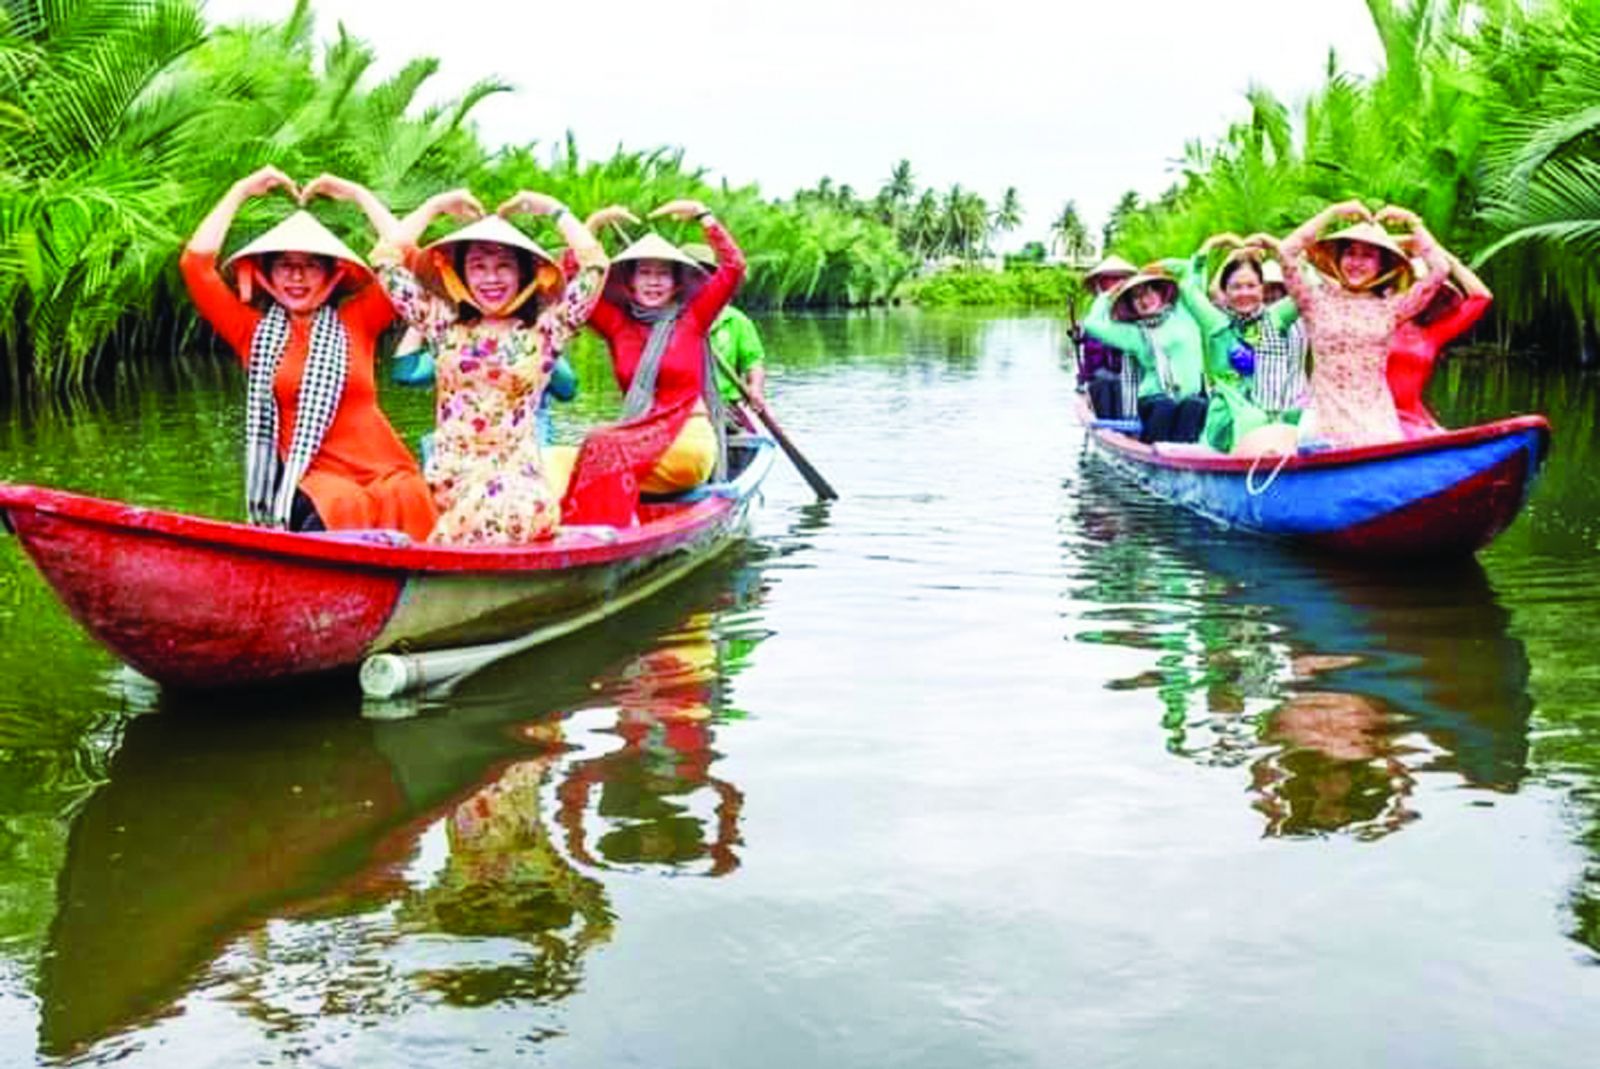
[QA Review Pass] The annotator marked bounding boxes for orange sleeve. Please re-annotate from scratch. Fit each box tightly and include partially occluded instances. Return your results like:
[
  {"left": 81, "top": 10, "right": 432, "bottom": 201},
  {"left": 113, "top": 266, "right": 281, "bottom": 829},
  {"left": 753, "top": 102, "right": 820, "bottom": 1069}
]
[{"left": 180, "top": 248, "right": 260, "bottom": 363}]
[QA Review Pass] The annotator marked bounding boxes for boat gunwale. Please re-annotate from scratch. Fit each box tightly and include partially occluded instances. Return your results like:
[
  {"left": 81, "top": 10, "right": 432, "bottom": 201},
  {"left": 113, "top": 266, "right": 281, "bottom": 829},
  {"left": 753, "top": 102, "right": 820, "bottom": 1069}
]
[
  {"left": 0, "top": 440, "right": 776, "bottom": 576},
  {"left": 1081, "top": 404, "right": 1550, "bottom": 475}
]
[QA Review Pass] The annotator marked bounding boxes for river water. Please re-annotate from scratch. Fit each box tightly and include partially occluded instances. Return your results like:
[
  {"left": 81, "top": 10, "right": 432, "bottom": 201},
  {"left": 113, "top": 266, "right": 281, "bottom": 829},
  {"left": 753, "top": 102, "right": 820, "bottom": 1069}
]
[{"left": 1, "top": 311, "right": 1598, "bottom": 1067}]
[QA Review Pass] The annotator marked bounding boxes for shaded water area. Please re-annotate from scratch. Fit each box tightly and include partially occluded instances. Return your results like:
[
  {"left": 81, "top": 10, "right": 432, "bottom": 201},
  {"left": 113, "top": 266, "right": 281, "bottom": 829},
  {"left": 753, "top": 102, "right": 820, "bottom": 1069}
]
[{"left": 2, "top": 310, "right": 1599, "bottom": 1066}]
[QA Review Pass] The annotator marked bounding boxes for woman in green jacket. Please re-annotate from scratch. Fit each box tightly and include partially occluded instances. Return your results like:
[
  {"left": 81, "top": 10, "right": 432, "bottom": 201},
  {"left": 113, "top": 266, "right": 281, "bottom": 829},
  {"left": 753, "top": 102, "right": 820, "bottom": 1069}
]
[
  {"left": 1167, "top": 242, "right": 1306, "bottom": 453},
  {"left": 1082, "top": 264, "right": 1209, "bottom": 444}
]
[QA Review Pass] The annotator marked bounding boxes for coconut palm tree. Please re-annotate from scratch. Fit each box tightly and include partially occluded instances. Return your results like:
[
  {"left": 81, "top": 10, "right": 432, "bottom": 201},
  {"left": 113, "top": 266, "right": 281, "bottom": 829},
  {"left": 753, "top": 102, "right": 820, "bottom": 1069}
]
[
  {"left": 992, "top": 187, "right": 1023, "bottom": 244},
  {"left": 1051, "top": 201, "right": 1093, "bottom": 262}
]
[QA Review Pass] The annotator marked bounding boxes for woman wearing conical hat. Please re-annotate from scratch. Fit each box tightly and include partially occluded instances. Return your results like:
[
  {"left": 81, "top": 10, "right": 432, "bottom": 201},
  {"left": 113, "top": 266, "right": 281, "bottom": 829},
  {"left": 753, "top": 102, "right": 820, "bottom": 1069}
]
[
  {"left": 1162, "top": 236, "right": 1308, "bottom": 452},
  {"left": 1076, "top": 255, "right": 1139, "bottom": 420},
  {"left": 179, "top": 166, "right": 436, "bottom": 541},
  {"left": 1267, "top": 200, "right": 1450, "bottom": 447},
  {"left": 349, "top": 179, "right": 607, "bottom": 545},
  {"left": 1081, "top": 262, "right": 1211, "bottom": 444},
  {"left": 551, "top": 200, "right": 745, "bottom": 527}
]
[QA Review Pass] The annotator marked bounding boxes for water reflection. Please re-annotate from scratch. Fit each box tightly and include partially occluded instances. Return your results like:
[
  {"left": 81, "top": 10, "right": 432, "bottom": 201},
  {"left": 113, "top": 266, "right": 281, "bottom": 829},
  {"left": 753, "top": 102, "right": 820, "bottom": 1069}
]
[
  {"left": 33, "top": 555, "right": 770, "bottom": 1059},
  {"left": 557, "top": 611, "right": 748, "bottom": 877},
  {"left": 1068, "top": 459, "right": 1533, "bottom": 840}
]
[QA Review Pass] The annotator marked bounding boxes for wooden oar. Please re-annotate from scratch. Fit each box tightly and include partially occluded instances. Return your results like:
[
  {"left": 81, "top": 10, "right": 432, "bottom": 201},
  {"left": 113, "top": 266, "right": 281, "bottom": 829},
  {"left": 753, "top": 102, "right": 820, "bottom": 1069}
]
[{"left": 714, "top": 352, "right": 838, "bottom": 501}]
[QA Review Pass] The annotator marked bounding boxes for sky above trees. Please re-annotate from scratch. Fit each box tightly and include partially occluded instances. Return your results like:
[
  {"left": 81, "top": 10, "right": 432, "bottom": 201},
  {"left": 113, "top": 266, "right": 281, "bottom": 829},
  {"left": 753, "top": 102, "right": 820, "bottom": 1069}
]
[{"left": 205, "top": 0, "right": 1384, "bottom": 245}]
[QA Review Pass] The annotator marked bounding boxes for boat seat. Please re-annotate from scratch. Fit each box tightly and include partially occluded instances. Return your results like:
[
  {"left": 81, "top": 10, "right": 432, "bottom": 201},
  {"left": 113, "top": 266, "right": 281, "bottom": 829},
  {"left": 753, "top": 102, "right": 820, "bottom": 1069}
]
[
  {"left": 1092, "top": 418, "right": 1143, "bottom": 436},
  {"left": 1151, "top": 442, "right": 1223, "bottom": 459}
]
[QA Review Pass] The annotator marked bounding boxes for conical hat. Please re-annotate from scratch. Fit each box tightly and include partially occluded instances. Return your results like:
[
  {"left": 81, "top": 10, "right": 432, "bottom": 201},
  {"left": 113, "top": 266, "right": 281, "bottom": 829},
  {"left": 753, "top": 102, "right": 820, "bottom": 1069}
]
[
  {"left": 1307, "top": 221, "right": 1412, "bottom": 290},
  {"left": 1109, "top": 266, "right": 1179, "bottom": 322},
  {"left": 680, "top": 241, "right": 718, "bottom": 268},
  {"left": 225, "top": 210, "right": 371, "bottom": 282},
  {"left": 1084, "top": 255, "right": 1136, "bottom": 282},
  {"left": 612, "top": 232, "right": 705, "bottom": 271},
  {"left": 1210, "top": 246, "right": 1265, "bottom": 289},
  {"left": 423, "top": 215, "right": 555, "bottom": 266}
]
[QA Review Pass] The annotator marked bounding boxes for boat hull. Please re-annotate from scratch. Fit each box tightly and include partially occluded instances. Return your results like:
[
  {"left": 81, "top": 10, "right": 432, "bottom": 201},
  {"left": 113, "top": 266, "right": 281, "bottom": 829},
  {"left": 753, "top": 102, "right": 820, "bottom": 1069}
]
[
  {"left": 0, "top": 441, "right": 773, "bottom": 689},
  {"left": 1081, "top": 405, "right": 1550, "bottom": 558}
]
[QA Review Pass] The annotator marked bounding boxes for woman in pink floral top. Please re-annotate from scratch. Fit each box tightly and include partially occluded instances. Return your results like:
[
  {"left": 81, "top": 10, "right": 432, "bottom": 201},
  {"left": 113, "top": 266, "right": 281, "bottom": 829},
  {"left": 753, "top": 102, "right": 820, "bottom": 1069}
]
[
  {"left": 359, "top": 185, "right": 607, "bottom": 545},
  {"left": 1270, "top": 201, "right": 1450, "bottom": 447}
]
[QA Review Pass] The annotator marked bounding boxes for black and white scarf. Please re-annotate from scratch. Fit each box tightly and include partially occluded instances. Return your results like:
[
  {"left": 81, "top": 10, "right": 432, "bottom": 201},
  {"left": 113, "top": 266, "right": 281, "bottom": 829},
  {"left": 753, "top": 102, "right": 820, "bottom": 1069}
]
[
  {"left": 623, "top": 302, "right": 726, "bottom": 480},
  {"left": 1234, "top": 307, "right": 1303, "bottom": 414},
  {"left": 244, "top": 304, "right": 348, "bottom": 527}
]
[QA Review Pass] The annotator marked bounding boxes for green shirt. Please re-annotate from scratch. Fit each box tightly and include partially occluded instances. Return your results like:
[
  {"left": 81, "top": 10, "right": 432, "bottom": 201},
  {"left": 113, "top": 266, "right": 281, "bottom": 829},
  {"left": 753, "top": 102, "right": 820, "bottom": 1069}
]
[
  {"left": 709, "top": 306, "right": 766, "bottom": 402},
  {"left": 1082, "top": 290, "right": 1207, "bottom": 400}
]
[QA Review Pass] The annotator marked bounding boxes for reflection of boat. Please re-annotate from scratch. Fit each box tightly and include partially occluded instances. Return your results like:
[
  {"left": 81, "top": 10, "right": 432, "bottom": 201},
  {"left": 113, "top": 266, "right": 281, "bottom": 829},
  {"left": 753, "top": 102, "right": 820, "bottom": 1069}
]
[
  {"left": 35, "top": 557, "right": 768, "bottom": 1058},
  {"left": 1076, "top": 396, "right": 1550, "bottom": 557},
  {"left": 0, "top": 440, "right": 773, "bottom": 690},
  {"left": 1069, "top": 465, "right": 1533, "bottom": 838}
]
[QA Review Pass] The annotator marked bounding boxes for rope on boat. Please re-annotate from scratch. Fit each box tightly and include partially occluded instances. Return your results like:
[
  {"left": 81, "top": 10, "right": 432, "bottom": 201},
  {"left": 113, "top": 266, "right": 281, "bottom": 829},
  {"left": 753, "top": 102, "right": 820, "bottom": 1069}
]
[{"left": 1245, "top": 449, "right": 1294, "bottom": 496}]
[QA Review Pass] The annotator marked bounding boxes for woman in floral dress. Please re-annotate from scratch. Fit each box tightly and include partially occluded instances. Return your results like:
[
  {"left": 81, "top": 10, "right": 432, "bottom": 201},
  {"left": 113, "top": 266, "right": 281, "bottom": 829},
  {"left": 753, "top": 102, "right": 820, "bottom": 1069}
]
[
  {"left": 334, "top": 182, "right": 607, "bottom": 545},
  {"left": 1271, "top": 201, "right": 1450, "bottom": 448}
]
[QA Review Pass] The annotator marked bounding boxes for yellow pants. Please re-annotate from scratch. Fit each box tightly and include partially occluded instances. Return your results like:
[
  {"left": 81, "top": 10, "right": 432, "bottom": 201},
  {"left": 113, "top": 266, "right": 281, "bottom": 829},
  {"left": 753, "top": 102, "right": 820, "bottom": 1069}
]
[
  {"left": 641, "top": 413, "right": 716, "bottom": 494},
  {"left": 543, "top": 413, "right": 716, "bottom": 501}
]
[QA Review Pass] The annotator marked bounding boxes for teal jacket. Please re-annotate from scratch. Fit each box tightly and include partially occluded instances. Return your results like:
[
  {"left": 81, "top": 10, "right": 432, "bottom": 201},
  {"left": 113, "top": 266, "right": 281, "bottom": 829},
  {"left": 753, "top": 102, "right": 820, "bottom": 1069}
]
[
  {"left": 1169, "top": 254, "right": 1301, "bottom": 450},
  {"left": 1081, "top": 290, "right": 1207, "bottom": 401}
]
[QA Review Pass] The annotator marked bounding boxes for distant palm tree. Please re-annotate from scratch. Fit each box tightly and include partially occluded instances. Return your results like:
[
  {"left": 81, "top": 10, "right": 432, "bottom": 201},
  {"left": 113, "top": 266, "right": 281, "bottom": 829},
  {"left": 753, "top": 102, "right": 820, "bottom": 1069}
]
[
  {"left": 992, "top": 187, "right": 1023, "bottom": 241},
  {"left": 884, "top": 159, "right": 916, "bottom": 206},
  {"left": 1051, "top": 201, "right": 1093, "bottom": 262},
  {"left": 1102, "top": 190, "right": 1141, "bottom": 252}
]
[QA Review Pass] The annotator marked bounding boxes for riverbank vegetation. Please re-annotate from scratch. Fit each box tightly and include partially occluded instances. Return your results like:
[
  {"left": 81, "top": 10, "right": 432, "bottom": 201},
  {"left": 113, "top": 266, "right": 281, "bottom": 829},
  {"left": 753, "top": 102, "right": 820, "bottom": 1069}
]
[
  {"left": 0, "top": 0, "right": 919, "bottom": 399},
  {"left": 1107, "top": 0, "right": 1600, "bottom": 363}
]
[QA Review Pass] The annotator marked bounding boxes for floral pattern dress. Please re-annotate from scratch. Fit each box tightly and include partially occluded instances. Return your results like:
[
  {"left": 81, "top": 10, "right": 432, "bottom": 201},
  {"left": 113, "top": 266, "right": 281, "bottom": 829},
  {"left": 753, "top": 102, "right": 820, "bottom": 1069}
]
[{"left": 374, "top": 246, "right": 605, "bottom": 545}]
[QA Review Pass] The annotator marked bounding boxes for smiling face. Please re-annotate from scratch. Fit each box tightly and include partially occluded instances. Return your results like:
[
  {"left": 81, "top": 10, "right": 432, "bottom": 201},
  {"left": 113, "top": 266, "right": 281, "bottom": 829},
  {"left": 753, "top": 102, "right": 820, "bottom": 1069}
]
[
  {"left": 1337, "top": 241, "right": 1386, "bottom": 289},
  {"left": 1130, "top": 282, "right": 1169, "bottom": 318},
  {"left": 629, "top": 259, "right": 680, "bottom": 309},
  {"left": 267, "top": 252, "right": 333, "bottom": 314},
  {"left": 1222, "top": 260, "right": 1265, "bottom": 316},
  {"left": 462, "top": 241, "right": 525, "bottom": 313}
]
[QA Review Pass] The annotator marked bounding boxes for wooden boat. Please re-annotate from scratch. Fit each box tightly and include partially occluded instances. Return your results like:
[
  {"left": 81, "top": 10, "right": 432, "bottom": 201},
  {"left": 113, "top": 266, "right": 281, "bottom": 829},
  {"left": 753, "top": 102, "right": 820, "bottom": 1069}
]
[
  {"left": 0, "top": 437, "right": 775, "bottom": 691},
  {"left": 1076, "top": 398, "right": 1550, "bottom": 557}
]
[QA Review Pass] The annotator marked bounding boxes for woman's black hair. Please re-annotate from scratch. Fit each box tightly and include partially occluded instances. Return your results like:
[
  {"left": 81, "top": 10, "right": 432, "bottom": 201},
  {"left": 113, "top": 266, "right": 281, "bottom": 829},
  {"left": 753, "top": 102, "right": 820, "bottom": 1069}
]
[
  {"left": 454, "top": 242, "right": 542, "bottom": 325},
  {"left": 254, "top": 252, "right": 338, "bottom": 308},
  {"left": 1220, "top": 257, "right": 1264, "bottom": 290}
]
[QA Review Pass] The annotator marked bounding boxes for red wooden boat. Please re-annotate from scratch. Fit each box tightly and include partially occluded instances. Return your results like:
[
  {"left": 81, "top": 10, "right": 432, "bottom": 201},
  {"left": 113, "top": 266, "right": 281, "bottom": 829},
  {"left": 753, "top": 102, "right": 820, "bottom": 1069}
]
[
  {"left": 1076, "top": 397, "right": 1550, "bottom": 558},
  {"left": 0, "top": 439, "right": 774, "bottom": 691}
]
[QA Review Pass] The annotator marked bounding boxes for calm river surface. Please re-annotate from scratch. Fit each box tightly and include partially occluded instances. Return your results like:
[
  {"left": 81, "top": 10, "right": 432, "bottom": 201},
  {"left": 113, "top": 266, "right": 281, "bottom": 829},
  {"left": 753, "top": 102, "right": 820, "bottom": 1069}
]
[{"left": 2, "top": 310, "right": 1598, "bottom": 1067}]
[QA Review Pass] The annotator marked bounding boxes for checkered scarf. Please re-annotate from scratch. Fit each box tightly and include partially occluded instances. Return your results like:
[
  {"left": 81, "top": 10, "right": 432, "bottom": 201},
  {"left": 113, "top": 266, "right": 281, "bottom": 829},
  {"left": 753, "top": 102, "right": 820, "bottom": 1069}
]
[
  {"left": 244, "top": 304, "right": 348, "bottom": 527},
  {"left": 1234, "top": 309, "right": 1302, "bottom": 414}
]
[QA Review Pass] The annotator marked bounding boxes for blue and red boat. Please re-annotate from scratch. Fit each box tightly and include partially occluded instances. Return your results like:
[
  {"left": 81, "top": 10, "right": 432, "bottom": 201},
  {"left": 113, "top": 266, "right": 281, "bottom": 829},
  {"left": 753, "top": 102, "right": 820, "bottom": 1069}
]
[{"left": 1077, "top": 398, "right": 1550, "bottom": 558}]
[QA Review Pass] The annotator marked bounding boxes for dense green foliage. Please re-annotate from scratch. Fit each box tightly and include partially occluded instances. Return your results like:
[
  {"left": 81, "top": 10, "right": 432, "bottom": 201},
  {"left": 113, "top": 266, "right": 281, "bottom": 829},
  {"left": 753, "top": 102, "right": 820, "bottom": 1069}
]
[
  {"left": 904, "top": 265, "right": 1082, "bottom": 309},
  {"left": 792, "top": 165, "right": 1023, "bottom": 264},
  {"left": 0, "top": 0, "right": 914, "bottom": 398},
  {"left": 1108, "top": 0, "right": 1600, "bottom": 359}
]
